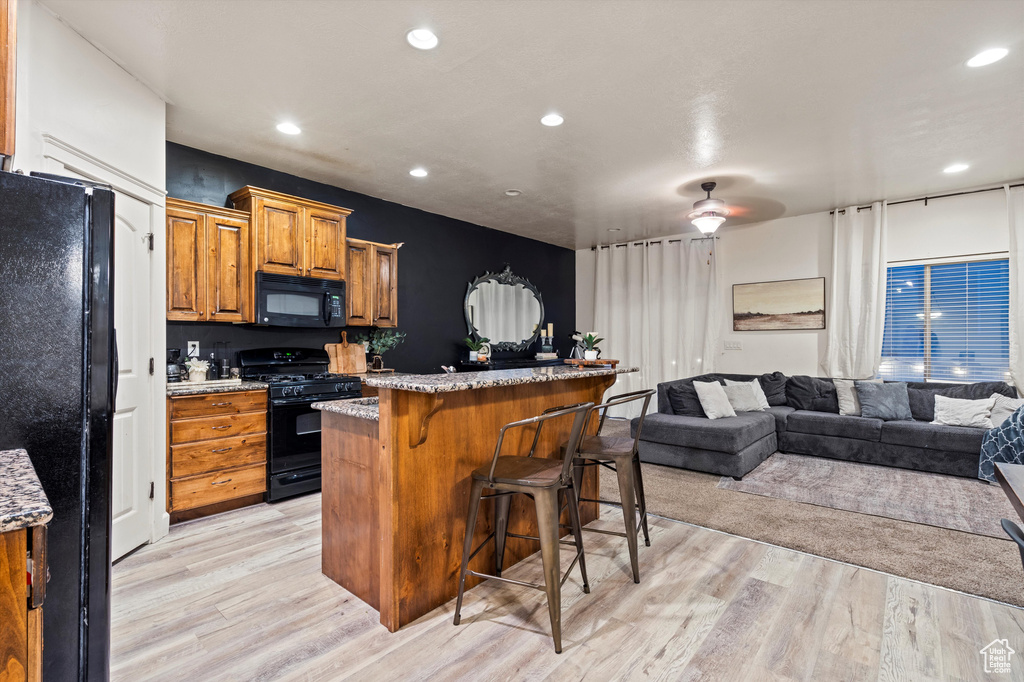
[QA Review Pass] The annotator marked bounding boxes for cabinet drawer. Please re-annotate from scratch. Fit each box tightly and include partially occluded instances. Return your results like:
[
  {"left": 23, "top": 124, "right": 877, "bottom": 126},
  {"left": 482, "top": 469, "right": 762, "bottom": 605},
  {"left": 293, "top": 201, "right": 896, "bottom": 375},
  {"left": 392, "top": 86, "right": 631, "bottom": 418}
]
[
  {"left": 170, "top": 391, "right": 266, "bottom": 419},
  {"left": 171, "top": 433, "right": 266, "bottom": 478},
  {"left": 170, "top": 464, "right": 266, "bottom": 512},
  {"left": 171, "top": 412, "right": 266, "bottom": 444}
]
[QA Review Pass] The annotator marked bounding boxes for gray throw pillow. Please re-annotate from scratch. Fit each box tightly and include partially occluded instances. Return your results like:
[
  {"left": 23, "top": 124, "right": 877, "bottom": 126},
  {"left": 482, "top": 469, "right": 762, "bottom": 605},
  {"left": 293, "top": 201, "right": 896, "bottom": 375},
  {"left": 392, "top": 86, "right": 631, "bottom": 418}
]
[
  {"left": 722, "top": 383, "right": 764, "bottom": 412},
  {"left": 834, "top": 378, "right": 882, "bottom": 416},
  {"left": 855, "top": 381, "right": 912, "bottom": 421}
]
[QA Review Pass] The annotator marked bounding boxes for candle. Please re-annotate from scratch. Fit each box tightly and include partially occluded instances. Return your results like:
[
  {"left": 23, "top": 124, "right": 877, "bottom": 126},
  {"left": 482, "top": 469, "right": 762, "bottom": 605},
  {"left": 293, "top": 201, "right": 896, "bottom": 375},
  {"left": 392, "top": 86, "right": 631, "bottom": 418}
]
[{"left": 547, "top": 323, "right": 553, "bottom": 337}]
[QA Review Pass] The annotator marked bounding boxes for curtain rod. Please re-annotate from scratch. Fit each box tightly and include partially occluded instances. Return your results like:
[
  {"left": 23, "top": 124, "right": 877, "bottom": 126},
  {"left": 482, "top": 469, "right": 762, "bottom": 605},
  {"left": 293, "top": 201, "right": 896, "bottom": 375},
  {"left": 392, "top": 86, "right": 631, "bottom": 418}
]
[
  {"left": 590, "top": 235, "right": 718, "bottom": 251},
  {"left": 830, "top": 182, "right": 1024, "bottom": 215}
]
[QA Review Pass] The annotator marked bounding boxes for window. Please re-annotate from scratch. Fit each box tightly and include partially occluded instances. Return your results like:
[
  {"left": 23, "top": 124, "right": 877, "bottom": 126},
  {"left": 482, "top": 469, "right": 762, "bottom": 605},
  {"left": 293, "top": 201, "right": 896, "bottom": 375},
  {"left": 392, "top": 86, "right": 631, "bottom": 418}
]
[{"left": 880, "top": 259, "right": 1009, "bottom": 383}]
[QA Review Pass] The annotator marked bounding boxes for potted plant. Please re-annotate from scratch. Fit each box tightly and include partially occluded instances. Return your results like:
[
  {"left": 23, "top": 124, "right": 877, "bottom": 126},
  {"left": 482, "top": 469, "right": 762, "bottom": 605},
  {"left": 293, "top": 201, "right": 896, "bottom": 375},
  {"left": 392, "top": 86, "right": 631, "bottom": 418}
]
[
  {"left": 464, "top": 336, "right": 490, "bottom": 363},
  {"left": 185, "top": 357, "right": 210, "bottom": 383},
  {"left": 581, "top": 333, "right": 603, "bottom": 361},
  {"left": 356, "top": 329, "right": 407, "bottom": 371}
]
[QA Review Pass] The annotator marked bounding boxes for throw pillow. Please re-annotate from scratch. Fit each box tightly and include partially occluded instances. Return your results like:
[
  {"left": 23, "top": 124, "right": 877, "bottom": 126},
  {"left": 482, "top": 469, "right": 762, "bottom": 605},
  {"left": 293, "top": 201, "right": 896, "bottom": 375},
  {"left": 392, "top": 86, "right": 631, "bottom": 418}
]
[
  {"left": 722, "top": 383, "right": 764, "bottom": 412},
  {"left": 725, "top": 378, "right": 770, "bottom": 410},
  {"left": 855, "top": 381, "right": 913, "bottom": 421},
  {"left": 758, "top": 372, "right": 789, "bottom": 406},
  {"left": 932, "top": 394, "right": 995, "bottom": 429},
  {"left": 693, "top": 380, "right": 736, "bottom": 420},
  {"left": 785, "top": 376, "right": 840, "bottom": 413},
  {"left": 991, "top": 393, "right": 1024, "bottom": 428},
  {"left": 666, "top": 382, "right": 707, "bottom": 417},
  {"left": 834, "top": 378, "right": 882, "bottom": 416}
]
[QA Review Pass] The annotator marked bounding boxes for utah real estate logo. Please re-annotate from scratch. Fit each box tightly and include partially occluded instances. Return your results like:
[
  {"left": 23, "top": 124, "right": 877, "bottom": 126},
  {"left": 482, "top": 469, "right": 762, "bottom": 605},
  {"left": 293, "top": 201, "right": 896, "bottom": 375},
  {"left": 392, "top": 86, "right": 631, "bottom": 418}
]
[{"left": 981, "top": 639, "right": 1015, "bottom": 674}]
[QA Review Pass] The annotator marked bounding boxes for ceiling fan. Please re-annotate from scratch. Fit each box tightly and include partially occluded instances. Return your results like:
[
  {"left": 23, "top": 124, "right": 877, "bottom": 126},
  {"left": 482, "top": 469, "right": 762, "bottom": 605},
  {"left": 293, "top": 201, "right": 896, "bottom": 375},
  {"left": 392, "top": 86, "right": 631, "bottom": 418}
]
[{"left": 687, "top": 181, "right": 730, "bottom": 235}]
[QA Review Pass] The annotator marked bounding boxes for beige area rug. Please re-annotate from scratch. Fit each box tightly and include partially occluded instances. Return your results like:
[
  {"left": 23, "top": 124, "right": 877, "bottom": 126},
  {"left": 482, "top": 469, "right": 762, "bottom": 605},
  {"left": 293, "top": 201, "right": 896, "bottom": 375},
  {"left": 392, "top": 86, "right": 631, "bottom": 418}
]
[
  {"left": 599, "top": 420, "right": 1024, "bottom": 607},
  {"left": 717, "top": 453, "right": 1017, "bottom": 539}
]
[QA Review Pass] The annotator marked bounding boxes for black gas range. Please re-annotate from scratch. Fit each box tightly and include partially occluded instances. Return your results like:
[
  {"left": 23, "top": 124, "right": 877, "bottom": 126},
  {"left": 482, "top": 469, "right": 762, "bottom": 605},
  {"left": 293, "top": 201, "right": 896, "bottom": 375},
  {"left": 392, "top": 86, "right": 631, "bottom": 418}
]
[{"left": 239, "top": 348, "right": 361, "bottom": 501}]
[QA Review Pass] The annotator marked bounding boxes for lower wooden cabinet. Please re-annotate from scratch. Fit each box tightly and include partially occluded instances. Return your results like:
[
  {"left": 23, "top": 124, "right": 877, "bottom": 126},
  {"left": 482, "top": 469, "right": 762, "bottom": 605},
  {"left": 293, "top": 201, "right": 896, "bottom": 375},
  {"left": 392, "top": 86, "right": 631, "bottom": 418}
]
[
  {"left": 1, "top": 527, "right": 44, "bottom": 682},
  {"left": 345, "top": 238, "right": 401, "bottom": 327},
  {"left": 167, "top": 390, "right": 268, "bottom": 520}
]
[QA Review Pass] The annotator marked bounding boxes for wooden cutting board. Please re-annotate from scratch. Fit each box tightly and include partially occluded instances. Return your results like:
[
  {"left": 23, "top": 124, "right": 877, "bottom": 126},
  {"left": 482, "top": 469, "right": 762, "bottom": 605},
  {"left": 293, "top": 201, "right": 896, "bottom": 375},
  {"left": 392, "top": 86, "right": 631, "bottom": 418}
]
[{"left": 325, "top": 332, "right": 366, "bottom": 375}]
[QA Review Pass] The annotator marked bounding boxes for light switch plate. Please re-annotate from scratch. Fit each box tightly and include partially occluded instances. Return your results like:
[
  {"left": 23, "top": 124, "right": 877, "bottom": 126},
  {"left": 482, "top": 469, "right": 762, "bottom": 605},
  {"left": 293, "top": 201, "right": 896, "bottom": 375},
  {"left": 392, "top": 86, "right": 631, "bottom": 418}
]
[
  {"left": 724, "top": 341, "right": 742, "bottom": 351},
  {"left": 187, "top": 341, "right": 199, "bottom": 358}
]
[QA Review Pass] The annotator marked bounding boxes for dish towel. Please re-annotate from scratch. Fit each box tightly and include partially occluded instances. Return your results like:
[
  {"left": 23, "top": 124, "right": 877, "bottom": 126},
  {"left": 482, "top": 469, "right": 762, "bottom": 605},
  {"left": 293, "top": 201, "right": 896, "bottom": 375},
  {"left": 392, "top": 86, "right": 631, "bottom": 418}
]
[{"left": 979, "top": 405, "right": 1024, "bottom": 482}]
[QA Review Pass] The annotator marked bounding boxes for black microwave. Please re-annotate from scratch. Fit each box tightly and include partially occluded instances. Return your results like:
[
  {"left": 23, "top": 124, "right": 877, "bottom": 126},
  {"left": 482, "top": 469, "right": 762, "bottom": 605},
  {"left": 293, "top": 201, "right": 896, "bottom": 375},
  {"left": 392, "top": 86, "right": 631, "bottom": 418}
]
[{"left": 255, "top": 272, "right": 345, "bottom": 328}]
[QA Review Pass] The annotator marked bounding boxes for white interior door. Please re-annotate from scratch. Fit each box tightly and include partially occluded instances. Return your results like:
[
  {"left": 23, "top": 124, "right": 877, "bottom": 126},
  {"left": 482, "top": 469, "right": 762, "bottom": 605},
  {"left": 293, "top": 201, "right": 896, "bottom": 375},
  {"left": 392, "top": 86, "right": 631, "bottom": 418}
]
[{"left": 110, "top": 192, "right": 156, "bottom": 559}]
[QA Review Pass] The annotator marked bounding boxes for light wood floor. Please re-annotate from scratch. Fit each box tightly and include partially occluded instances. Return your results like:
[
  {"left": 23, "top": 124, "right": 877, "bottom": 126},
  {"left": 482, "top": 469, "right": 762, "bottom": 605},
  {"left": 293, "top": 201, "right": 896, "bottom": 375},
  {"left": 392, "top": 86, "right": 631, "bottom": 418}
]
[{"left": 112, "top": 494, "right": 1024, "bottom": 681}]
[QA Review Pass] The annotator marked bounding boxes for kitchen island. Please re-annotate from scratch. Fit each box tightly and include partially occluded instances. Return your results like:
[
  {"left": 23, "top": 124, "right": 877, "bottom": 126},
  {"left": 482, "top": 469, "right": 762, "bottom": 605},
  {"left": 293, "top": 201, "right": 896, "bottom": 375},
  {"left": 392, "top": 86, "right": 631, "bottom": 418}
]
[{"left": 314, "top": 365, "right": 637, "bottom": 631}]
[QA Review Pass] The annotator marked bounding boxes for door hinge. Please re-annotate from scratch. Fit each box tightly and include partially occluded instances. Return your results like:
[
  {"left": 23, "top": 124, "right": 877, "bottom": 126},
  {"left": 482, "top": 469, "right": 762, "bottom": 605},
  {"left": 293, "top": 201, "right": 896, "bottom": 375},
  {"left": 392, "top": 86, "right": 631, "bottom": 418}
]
[
  {"left": 149, "top": 357, "right": 155, "bottom": 375},
  {"left": 149, "top": 482, "right": 155, "bottom": 500},
  {"left": 146, "top": 233, "right": 154, "bottom": 251}
]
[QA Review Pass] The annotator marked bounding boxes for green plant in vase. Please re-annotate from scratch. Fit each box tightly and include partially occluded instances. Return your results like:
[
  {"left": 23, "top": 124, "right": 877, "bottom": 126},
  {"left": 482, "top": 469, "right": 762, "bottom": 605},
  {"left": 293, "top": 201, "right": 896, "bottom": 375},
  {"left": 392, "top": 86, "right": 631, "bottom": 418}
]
[
  {"left": 356, "top": 329, "right": 407, "bottom": 371},
  {"left": 581, "top": 333, "right": 603, "bottom": 361},
  {"left": 464, "top": 336, "right": 490, "bottom": 363}
]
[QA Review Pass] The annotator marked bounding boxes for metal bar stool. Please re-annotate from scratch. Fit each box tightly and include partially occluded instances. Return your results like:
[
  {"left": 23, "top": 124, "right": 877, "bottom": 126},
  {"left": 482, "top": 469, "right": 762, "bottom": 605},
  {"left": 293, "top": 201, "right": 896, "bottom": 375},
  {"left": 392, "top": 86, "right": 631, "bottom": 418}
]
[
  {"left": 453, "top": 401, "right": 594, "bottom": 654},
  {"left": 567, "top": 389, "right": 655, "bottom": 583}
]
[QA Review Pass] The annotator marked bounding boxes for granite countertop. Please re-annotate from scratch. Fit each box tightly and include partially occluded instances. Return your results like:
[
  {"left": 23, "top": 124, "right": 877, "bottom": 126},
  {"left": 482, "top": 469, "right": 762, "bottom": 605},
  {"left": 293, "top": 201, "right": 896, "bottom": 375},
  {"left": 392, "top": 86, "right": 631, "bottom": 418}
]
[
  {"left": 0, "top": 449, "right": 53, "bottom": 532},
  {"left": 364, "top": 365, "right": 639, "bottom": 394},
  {"left": 167, "top": 381, "right": 269, "bottom": 397},
  {"left": 312, "top": 396, "right": 380, "bottom": 421}
]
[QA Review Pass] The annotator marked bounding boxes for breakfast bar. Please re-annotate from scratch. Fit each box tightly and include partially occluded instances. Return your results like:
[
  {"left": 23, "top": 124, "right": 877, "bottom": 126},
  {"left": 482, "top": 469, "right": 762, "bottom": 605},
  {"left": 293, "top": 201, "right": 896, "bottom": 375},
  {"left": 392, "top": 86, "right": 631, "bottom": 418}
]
[{"left": 314, "top": 365, "right": 636, "bottom": 631}]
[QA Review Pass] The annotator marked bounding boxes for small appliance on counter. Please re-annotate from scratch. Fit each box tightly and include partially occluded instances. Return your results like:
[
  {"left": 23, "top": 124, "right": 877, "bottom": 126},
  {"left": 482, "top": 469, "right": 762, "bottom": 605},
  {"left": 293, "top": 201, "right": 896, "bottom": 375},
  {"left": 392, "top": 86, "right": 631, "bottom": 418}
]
[
  {"left": 255, "top": 272, "right": 345, "bottom": 328},
  {"left": 167, "top": 349, "right": 183, "bottom": 383},
  {"left": 239, "top": 348, "right": 361, "bottom": 501}
]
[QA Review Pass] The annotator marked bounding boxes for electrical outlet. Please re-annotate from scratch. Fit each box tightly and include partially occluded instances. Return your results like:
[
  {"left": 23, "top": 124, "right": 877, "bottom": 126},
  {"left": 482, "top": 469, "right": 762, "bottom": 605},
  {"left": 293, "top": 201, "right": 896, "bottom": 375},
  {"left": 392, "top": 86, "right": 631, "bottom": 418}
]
[
  {"left": 724, "top": 341, "right": 742, "bottom": 351},
  {"left": 187, "top": 341, "right": 199, "bottom": 358}
]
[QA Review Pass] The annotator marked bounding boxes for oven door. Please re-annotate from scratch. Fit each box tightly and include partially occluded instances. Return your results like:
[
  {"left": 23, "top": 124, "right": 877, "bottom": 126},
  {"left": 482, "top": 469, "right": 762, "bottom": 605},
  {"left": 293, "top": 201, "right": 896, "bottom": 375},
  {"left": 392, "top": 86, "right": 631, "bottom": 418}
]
[
  {"left": 269, "top": 397, "right": 323, "bottom": 474},
  {"left": 256, "top": 272, "right": 345, "bottom": 328}
]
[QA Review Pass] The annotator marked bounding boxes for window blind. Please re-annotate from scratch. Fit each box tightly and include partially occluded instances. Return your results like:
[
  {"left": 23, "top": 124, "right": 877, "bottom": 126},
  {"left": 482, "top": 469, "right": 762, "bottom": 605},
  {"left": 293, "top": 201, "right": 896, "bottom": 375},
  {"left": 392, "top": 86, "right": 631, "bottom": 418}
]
[{"left": 879, "top": 259, "right": 1009, "bottom": 383}]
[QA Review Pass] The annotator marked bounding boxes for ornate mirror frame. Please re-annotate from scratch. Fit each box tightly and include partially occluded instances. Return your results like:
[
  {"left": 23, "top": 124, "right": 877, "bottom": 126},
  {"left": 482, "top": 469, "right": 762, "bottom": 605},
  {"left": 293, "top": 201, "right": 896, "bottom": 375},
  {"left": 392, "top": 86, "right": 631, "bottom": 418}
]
[{"left": 464, "top": 265, "right": 545, "bottom": 352}]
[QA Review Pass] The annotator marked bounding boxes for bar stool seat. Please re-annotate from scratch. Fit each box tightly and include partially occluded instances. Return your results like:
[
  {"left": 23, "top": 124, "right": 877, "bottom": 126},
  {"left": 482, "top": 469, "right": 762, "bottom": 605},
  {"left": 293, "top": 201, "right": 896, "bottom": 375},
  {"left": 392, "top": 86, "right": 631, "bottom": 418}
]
[
  {"left": 578, "top": 435, "right": 635, "bottom": 458},
  {"left": 454, "top": 402, "right": 594, "bottom": 654},
  {"left": 472, "top": 456, "right": 563, "bottom": 486}
]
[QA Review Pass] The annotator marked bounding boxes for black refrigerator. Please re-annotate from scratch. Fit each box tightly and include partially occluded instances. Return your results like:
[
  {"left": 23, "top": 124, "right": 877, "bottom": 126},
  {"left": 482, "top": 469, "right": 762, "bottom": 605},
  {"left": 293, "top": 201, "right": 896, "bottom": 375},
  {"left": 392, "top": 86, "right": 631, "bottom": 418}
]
[{"left": 0, "top": 170, "right": 115, "bottom": 681}]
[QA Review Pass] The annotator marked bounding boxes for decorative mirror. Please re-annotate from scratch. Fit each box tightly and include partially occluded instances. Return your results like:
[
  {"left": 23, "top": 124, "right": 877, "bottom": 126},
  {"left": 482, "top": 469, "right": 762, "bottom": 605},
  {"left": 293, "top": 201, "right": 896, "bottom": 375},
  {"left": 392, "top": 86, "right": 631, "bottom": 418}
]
[{"left": 464, "top": 265, "right": 545, "bottom": 352}]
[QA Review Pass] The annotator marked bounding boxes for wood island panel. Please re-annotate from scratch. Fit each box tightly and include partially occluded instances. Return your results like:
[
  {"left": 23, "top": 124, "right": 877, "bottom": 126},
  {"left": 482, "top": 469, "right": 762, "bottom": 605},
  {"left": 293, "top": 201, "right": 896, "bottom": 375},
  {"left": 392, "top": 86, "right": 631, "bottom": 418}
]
[
  {"left": 0, "top": 529, "right": 27, "bottom": 681},
  {"left": 321, "top": 373, "right": 614, "bottom": 632}
]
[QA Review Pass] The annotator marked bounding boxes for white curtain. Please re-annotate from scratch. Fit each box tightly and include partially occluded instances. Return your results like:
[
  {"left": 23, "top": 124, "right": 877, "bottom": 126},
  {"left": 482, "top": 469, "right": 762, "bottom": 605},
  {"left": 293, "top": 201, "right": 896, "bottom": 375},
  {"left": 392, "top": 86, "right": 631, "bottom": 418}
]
[
  {"left": 593, "top": 238, "right": 720, "bottom": 417},
  {"left": 823, "top": 201, "right": 888, "bottom": 379},
  {"left": 1007, "top": 185, "right": 1024, "bottom": 388}
]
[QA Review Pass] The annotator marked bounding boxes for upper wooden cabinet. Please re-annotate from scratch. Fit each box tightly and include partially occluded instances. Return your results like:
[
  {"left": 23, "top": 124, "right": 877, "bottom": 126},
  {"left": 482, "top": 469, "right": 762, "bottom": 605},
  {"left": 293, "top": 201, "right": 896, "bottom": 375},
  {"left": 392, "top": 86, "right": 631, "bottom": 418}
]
[
  {"left": 229, "top": 186, "right": 352, "bottom": 283},
  {"left": 166, "top": 198, "right": 250, "bottom": 322},
  {"left": 346, "top": 238, "right": 401, "bottom": 327}
]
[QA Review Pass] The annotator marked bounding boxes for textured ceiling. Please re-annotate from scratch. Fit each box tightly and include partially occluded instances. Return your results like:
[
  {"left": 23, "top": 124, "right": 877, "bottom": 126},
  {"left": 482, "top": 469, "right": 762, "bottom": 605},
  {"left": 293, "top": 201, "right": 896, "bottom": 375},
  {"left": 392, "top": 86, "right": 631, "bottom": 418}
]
[{"left": 42, "top": 0, "right": 1024, "bottom": 249}]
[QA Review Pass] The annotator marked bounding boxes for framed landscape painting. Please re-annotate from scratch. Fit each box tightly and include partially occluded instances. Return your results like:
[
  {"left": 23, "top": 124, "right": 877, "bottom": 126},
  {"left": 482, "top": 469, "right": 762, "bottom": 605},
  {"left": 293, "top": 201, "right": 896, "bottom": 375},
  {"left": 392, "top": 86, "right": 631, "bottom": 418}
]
[{"left": 733, "top": 277, "right": 826, "bottom": 331}]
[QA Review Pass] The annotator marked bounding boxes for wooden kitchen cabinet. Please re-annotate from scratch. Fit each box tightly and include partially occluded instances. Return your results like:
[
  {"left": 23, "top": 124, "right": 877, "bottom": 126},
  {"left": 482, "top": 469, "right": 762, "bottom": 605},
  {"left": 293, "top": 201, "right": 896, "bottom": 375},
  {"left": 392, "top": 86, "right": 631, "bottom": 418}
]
[
  {"left": 345, "top": 237, "right": 402, "bottom": 327},
  {"left": 0, "top": 0, "right": 17, "bottom": 170},
  {"left": 1, "top": 526, "right": 45, "bottom": 682},
  {"left": 229, "top": 186, "right": 352, "bottom": 284},
  {"left": 166, "top": 198, "right": 250, "bottom": 322},
  {"left": 167, "top": 389, "right": 268, "bottom": 522}
]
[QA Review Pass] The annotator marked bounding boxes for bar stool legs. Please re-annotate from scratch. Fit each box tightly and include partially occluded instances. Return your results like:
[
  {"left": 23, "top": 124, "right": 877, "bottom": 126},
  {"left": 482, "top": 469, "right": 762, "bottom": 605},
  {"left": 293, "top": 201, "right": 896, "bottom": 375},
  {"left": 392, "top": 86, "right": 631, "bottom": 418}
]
[
  {"left": 494, "top": 492, "right": 511, "bottom": 577},
  {"left": 614, "top": 461, "right": 641, "bottom": 584},
  {"left": 633, "top": 455, "right": 650, "bottom": 547},
  {"left": 453, "top": 478, "right": 485, "bottom": 627}
]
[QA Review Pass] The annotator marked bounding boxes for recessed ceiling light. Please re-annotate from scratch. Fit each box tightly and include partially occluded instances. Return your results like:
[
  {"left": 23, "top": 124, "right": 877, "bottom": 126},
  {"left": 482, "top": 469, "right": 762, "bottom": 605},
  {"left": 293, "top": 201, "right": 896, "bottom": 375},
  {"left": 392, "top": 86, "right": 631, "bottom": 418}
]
[
  {"left": 276, "top": 122, "right": 301, "bottom": 135},
  {"left": 409, "top": 167, "right": 428, "bottom": 177},
  {"left": 967, "top": 48, "right": 1008, "bottom": 67},
  {"left": 504, "top": 189, "right": 522, "bottom": 197},
  {"left": 943, "top": 163, "right": 969, "bottom": 173},
  {"left": 406, "top": 28, "right": 438, "bottom": 50},
  {"left": 540, "top": 113, "right": 564, "bottom": 127}
]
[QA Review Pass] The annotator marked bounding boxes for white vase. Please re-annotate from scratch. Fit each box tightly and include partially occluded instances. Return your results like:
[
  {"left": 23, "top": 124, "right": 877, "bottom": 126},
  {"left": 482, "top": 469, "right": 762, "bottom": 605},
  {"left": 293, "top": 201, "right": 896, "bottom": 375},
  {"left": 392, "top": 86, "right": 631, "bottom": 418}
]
[
  {"left": 584, "top": 350, "right": 598, "bottom": 361},
  {"left": 188, "top": 369, "right": 207, "bottom": 383}
]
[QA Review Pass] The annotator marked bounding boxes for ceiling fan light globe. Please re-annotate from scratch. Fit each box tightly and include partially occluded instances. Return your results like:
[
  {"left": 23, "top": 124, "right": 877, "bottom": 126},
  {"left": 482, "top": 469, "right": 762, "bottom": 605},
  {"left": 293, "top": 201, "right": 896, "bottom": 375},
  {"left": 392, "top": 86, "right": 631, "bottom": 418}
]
[{"left": 692, "top": 214, "right": 725, "bottom": 234}]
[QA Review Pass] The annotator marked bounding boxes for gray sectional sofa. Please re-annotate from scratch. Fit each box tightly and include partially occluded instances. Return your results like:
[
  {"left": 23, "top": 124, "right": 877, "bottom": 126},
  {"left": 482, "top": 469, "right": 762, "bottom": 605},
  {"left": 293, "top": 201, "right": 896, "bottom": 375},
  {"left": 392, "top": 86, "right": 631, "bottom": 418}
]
[{"left": 630, "top": 372, "right": 1018, "bottom": 479}]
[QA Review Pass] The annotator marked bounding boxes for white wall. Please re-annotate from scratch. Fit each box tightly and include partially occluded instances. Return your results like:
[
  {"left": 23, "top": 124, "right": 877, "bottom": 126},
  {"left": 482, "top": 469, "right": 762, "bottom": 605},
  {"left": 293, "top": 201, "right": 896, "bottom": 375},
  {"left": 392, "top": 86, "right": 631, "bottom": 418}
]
[{"left": 577, "top": 188, "right": 1014, "bottom": 378}]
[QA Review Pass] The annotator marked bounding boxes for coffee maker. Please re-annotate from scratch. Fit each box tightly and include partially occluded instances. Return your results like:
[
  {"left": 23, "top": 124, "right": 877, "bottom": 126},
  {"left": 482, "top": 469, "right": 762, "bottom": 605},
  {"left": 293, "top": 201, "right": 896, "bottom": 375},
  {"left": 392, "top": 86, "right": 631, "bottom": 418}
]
[{"left": 167, "top": 349, "right": 183, "bottom": 383}]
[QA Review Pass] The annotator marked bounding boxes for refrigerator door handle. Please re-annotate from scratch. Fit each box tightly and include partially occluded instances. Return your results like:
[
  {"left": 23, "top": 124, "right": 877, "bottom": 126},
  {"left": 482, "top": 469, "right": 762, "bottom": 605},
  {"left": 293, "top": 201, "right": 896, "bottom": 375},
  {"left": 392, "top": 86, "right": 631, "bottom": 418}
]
[{"left": 112, "top": 328, "right": 119, "bottom": 402}]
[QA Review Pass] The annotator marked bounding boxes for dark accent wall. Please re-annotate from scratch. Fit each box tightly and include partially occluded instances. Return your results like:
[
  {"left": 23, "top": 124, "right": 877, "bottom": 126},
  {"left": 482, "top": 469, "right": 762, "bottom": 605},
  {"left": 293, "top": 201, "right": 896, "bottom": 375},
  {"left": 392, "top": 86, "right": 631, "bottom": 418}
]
[{"left": 166, "top": 143, "right": 576, "bottom": 374}]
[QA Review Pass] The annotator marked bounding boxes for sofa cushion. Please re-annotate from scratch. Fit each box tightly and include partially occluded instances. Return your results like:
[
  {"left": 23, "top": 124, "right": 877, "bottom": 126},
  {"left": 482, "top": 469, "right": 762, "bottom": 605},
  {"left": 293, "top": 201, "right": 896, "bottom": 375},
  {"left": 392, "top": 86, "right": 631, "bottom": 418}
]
[
  {"left": 759, "top": 372, "right": 789, "bottom": 406},
  {"left": 906, "top": 381, "right": 1017, "bottom": 422},
  {"left": 638, "top": 412, "right": 775, "bottom": 454},
  {"left": 856, "top": 381, "right": 913, "bottom": 421},
  {"left": 666, "top": 382, "right": 708, "bottom": 417},
  {"left": 787, "top": 410, "right": 883, "bottom": 441},
  {"left": 880, "top": 420, "right": 987, "bottom": 453},
  {"left": 786, "top": 376, "right": 839, "bottom": 413},
  {"left": 765, "top": 406, "right": 796, "bottom": 431}
]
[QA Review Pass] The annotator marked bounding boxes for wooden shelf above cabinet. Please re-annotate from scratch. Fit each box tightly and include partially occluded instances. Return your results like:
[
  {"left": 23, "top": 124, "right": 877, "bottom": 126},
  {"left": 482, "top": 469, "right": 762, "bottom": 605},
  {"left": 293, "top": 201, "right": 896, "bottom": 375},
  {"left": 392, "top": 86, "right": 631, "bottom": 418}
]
[
  {"left": 166, "top": 198, "right": 251, "bottom": 322},
  {"left": 346, "top": 237, "right": 402, "bottom": 327}
]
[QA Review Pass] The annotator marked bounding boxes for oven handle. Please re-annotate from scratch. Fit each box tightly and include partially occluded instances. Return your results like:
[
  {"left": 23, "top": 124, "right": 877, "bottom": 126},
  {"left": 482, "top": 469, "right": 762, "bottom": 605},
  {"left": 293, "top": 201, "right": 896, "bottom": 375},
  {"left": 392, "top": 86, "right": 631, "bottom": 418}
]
[{"left": 271, "top": 394, "right": 360, "bottom": 407}]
